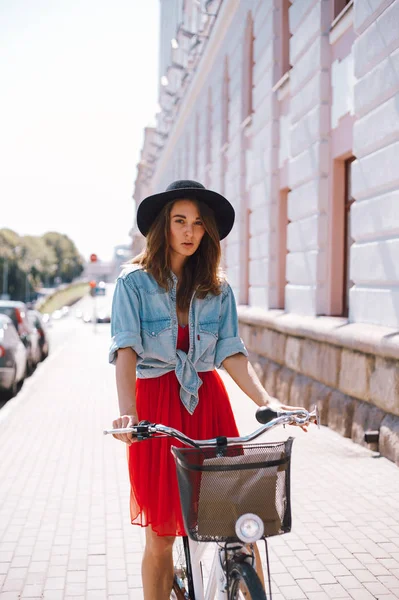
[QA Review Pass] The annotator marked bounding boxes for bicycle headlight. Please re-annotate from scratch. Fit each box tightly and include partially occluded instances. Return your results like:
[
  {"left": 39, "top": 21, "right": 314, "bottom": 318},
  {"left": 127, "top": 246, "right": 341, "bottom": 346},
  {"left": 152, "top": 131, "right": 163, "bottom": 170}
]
[{"left": 235, "top": 513, "right": 264, "bottom": 543}]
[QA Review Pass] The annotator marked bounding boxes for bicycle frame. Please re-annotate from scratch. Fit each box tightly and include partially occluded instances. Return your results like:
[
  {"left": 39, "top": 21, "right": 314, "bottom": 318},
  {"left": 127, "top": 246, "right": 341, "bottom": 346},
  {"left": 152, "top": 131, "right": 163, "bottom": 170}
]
[{"left": 183, "top": 536, "right": 257, "bottom": 599}]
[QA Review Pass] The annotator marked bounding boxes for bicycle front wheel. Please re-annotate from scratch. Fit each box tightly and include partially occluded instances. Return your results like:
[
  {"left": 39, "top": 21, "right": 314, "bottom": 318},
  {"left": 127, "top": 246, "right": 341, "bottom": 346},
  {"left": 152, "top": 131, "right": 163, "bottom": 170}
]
[
  {"left": 171, "top": 536, "right": 193, "bottom": 599},
  {"left": 228, "top": 561, "right": 267, "bottom": 600}
]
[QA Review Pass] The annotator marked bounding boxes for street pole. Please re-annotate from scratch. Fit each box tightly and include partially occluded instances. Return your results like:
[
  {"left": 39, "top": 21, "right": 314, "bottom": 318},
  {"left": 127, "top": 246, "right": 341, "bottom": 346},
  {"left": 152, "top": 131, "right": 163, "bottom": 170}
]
[
  {"left": 92, "top": 290, "right": 97, "bottom": 334},
  {"left": 89, "top": 254, "right": 98, "bottom": 334}
]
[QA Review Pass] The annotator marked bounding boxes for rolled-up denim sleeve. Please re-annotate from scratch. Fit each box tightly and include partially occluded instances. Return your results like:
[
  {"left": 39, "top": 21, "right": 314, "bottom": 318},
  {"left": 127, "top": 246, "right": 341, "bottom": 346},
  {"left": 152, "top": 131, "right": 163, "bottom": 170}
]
[
  {"left": 109, "top": 276, "right": 144, "bottom": 364},
  {"left": 215, "top": 284, "right": 248, "bottom": 368}
]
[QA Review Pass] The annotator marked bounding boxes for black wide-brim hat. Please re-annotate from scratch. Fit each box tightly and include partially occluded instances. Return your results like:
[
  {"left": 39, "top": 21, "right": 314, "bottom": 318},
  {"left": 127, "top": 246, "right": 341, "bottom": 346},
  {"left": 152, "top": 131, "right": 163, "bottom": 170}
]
[{"left": 136, "top": 180, "right": 235, "bottom": 240}]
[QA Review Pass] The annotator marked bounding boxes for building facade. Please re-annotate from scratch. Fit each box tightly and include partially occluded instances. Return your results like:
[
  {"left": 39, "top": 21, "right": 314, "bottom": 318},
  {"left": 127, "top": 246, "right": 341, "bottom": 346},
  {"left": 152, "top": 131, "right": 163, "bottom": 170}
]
[{"left": 132, "top": 0, "right": 399, "bottom": 464}]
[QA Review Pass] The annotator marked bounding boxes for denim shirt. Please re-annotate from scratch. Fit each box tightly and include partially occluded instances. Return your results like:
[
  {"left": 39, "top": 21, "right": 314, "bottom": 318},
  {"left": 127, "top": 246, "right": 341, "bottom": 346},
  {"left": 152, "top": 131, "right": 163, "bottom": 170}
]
[{"left": 109, "top": 264, "right": 248, "bottom": 414}]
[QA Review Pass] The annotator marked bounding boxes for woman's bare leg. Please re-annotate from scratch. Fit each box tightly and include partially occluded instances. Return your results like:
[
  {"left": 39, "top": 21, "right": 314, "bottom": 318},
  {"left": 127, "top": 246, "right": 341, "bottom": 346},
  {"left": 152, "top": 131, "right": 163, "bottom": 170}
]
[{"left": 142, "top": 527, "right": 175, "bottom": 600}]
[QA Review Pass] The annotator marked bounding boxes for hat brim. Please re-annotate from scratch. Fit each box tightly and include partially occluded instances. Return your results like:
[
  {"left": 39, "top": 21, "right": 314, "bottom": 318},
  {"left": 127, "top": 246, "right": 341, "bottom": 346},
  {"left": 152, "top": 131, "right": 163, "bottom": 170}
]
[{"left": 136, "top": 188, "right": 235, "bottom": 240}]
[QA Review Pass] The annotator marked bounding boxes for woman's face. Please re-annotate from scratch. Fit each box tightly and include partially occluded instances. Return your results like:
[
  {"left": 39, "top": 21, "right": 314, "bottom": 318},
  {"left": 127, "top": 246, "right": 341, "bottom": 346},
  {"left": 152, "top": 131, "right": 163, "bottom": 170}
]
[{"left": 169, "top": 199, "right": 206, "bottom": 259}]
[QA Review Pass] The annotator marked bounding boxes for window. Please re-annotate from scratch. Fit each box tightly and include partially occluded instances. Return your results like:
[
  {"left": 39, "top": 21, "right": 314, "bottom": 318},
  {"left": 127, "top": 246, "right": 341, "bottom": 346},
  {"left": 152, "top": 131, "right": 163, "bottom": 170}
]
[
  {"left": 333, "top": 0, "right": 352, "bottom": 20},
  {"left": 242, "top": 13, "right": 254, "bottom": 123},
  {"left": 281, "top": 0, "right": 291, "bottom": 78},
  {"left": 342, "top": 157, "right": 355, "bottom": 317}
]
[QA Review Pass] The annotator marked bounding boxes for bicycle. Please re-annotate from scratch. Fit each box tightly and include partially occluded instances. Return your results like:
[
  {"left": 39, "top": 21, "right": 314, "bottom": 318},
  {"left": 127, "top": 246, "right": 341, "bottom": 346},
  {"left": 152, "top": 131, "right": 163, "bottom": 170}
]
[{"left": 104, "top": 405, "right": 318, "bottom": 599}]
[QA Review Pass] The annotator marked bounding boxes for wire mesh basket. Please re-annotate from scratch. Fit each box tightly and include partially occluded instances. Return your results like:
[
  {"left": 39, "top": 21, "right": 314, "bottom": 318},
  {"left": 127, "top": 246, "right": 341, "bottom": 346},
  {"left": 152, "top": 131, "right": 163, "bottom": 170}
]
[{"left": 171, "top": 438, "right": 294, "bottom": 542}]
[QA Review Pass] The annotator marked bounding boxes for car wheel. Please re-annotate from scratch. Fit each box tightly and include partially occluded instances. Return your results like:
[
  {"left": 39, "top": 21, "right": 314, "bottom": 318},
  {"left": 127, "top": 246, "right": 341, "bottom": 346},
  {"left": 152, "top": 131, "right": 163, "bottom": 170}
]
[
  {"left": 0, "top": 368, "right": 18, "bottom": 401},
  {"left": 26, "top": 357, "right": 36, "bottom": 376}
]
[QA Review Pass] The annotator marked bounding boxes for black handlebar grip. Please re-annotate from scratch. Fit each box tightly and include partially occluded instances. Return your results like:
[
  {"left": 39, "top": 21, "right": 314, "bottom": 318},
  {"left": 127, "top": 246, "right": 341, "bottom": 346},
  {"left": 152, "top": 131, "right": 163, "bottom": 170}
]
[{"left": 255, "top": 406, "right": 280, "bottom": 424}]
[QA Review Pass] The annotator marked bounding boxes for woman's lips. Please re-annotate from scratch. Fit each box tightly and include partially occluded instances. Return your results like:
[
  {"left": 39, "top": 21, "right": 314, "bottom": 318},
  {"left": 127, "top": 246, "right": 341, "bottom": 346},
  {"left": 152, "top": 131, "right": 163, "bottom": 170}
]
[{"left": 182, "top": 242, "right": 193, "bottom": 246}]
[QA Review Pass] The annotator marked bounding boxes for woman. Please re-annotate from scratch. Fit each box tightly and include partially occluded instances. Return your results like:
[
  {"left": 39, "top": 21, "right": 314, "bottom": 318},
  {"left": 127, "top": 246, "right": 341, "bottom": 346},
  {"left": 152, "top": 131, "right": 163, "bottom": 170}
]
[{"left": 109, "top": 180, "right": 290, "bottom": 599}]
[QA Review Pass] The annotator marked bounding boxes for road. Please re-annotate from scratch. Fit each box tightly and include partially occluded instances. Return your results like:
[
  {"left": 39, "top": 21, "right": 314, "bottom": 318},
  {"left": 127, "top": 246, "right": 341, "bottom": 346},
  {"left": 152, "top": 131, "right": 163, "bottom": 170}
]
[
  {"left": 0, "top": 284, "right": 115, "bottom": 421},
  {"left": 0, "top": 289, "right": 399, "bottom": 599}
]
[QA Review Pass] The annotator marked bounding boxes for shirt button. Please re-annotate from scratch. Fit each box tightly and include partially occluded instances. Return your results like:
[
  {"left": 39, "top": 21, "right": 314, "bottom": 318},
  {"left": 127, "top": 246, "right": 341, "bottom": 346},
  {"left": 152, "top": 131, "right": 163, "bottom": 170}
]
[{"left": 152, "top": 332, "right": 155, "bottom": 336}]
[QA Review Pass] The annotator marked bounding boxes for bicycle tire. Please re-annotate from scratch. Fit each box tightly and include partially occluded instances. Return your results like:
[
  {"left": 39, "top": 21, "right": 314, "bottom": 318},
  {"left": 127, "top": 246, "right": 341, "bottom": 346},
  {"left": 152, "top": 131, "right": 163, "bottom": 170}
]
[
  {"left": 228, "top": 561, "right": 267, "bottom": 600},
  {"left": 170, "top": 536, "right": 192, "bottom": 599}
]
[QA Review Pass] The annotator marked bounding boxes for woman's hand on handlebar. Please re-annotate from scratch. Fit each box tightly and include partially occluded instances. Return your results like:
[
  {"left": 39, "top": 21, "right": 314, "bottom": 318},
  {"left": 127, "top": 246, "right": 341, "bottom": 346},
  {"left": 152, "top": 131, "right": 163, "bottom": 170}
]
[
  {"left": 112, "top": 414, "right": 138, "bottom": 445},
  {"left": 262, "top": 400, "right": 317, "bottom": 432}
]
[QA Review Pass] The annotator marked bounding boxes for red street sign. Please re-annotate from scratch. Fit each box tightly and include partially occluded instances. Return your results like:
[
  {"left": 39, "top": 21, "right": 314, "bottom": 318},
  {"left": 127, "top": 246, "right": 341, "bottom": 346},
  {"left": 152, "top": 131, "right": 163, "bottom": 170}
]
[{"left": 90, "top": 253, "right": 98, "bottom": 263}]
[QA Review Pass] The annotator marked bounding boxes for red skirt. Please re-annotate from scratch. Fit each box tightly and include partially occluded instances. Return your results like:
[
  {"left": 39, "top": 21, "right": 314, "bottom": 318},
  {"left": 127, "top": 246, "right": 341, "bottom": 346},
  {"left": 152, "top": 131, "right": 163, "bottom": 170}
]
[{"left": 127, "top": 361, "right": 239, "bottom": 537}]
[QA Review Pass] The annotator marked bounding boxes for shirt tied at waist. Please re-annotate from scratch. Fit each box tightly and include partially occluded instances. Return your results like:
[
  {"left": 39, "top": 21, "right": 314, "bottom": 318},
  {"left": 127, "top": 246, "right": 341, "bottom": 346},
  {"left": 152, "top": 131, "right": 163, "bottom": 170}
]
[{"left": 175, "top": 349, "right": 203, "bottom": 414}]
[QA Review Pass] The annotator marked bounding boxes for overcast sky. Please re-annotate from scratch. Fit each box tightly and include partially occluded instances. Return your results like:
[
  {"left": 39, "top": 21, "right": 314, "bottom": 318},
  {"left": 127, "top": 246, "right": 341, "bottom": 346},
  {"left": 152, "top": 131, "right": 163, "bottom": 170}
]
[{"left": 0, "top": 0, "right": 160, "bottom": 262}]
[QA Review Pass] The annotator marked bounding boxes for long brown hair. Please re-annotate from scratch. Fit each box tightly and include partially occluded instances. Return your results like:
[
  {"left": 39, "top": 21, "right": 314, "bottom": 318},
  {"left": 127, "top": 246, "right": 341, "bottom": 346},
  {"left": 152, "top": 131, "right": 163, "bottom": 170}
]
[{"left": 132, "top": 198, "right": 224, "bottom": 310}]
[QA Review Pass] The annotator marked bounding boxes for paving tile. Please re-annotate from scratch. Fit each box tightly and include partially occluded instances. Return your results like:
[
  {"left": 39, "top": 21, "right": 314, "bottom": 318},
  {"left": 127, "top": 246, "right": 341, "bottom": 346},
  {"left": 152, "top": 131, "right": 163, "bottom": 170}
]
[
  {"left": 43, "top": 577, "right": 66, "bottom": 590},
  {"left": 350, "top": 586, "right": 384, "bottom": 599},
  {"left": 278, "top": 584, "right": 306, "bottom": 599},
  {"left": 327, "top": 564, "right": 351, "bottom": 577},
  {"left": 311, "top": 570, "right": 336, "bottom": 585},
  {"left": 1, "top": 579, "right": 26, "bottom": 592},
  {"left": 64, "top": 582, "right": 86, "bottom": 596},
  {"left": 363, "top": 580, "right": 391, "bottom": 595},
  {"left": 297, "top": 578, "right": 323, "bottom": 592},
  {"left": 107, "top": 568, "right": 128, "bottom": 582},
  {"left": 20, "top": 583, "right": 44, "bottom": 598},
  {"left": 321, "top": 583, "right": 351, "bottom": 598},
  {"left": 42, "top": 591, "right": 64, "bottom": 599},
  {"left": 273, "top": 573, "right": 297, "bottom": 587},
  {"left": 350, "top": 569, "right": 377, "bottom": 583},
  {"left": 287, "top": 566, "right": 312, "bottom": 579},
  {"left": 86, "top": 591, "right": 107, "bottom": 600},
  {"left": 66, "top": 571, "right": 86, "bottom": 583},
  {"left": 336, "top": 575, "right": 364, "bottom": 590}
]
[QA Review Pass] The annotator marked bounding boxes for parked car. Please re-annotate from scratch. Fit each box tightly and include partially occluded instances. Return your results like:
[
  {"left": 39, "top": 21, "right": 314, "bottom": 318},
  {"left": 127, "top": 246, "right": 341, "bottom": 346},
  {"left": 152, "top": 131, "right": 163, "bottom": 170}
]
[
  {"left": 0, "top": 314, "right": 28, "bottom": 399},
  {"left": 96, "top": 311, "right": 111, "bottom": 323},
  {"left": 0, "top": 300, "right": 37, "bottom": 374},
  {"left": 27, "top": 309, "right": 50, "bottom": 361},
  {"left": 82, "top": 310, "right": 111, "bottom": 324}
]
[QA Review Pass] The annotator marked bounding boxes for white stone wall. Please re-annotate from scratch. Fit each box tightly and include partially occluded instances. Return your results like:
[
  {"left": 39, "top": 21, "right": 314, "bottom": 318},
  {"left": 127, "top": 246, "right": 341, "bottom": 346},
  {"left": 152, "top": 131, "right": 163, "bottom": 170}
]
[
  {"left": 351, "top": 0, "right": 399, "bottom": 328},
  {"left": 286, "top": 0, "right": 331, "bottom": 316},
  {"left": 247, "top": 1, "right": 274, "bottom": 309}
]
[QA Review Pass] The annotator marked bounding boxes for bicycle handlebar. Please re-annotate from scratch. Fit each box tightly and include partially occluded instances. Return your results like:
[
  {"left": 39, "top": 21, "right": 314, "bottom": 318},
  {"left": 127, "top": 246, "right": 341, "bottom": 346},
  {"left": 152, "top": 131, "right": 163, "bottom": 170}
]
[{"left": 103, "top": 405, "right": 319, "bottom": 448}]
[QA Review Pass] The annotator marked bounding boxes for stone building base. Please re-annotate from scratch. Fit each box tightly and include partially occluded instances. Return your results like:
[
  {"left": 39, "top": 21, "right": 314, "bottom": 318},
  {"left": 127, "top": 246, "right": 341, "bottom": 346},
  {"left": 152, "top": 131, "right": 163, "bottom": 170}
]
[{"left": 238, "top": 307, "right": 399, "bottom": 466}]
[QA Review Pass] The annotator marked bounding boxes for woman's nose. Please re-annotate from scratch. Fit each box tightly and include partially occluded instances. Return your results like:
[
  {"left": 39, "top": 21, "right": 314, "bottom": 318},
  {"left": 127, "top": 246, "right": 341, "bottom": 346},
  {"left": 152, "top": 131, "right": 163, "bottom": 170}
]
[{"left": 184, "top": 225, "right": 194, "bottom": 237}]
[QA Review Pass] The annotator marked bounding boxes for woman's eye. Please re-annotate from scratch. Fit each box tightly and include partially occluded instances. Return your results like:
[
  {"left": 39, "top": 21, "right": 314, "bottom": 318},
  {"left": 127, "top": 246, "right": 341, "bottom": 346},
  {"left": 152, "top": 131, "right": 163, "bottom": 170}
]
[
  {"left": 175, "top": 219, "right": 184, "bottom": 224},
  {"left": 195, "top": 221, "right": 203, "bottom": 226}
]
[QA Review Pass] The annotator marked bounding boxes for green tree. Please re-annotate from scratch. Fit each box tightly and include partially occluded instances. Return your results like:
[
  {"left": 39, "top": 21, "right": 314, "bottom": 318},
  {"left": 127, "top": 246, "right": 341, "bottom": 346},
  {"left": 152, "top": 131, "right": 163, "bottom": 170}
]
[
  {"left": 0, "top": 229, "right": 85, "bottom": 300},
  {"left": 0, "top": 229, "right": 25, "bottom": 299},
  {"left": 42, "top": 232, "right": 84, "bottom": 283}
]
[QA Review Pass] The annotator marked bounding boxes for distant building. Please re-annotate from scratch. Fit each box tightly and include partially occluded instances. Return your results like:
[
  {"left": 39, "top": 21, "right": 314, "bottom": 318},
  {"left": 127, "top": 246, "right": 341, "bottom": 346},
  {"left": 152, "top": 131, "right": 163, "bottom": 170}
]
[
  {"left": 82, "top": 259, "right": 113, "bottom": 283},
  {"left": 112, "top": 244, "right": 134, "bottom": 279},
  {"left": 135, "top": 0, "right": 399, "bottom": 327},
  {"left": 132, "top": 1, "right": 399, "bottom": 464},
  {"left": 82, "top": 244, "right": 134, "bottom": 282}
]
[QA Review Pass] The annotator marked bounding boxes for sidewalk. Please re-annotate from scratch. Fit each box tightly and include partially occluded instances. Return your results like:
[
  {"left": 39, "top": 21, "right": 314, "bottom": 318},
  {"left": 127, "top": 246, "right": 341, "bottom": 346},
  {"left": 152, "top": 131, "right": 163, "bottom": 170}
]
[{"left": 0, "top": 321, "right": 399, "bottom": 599}]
